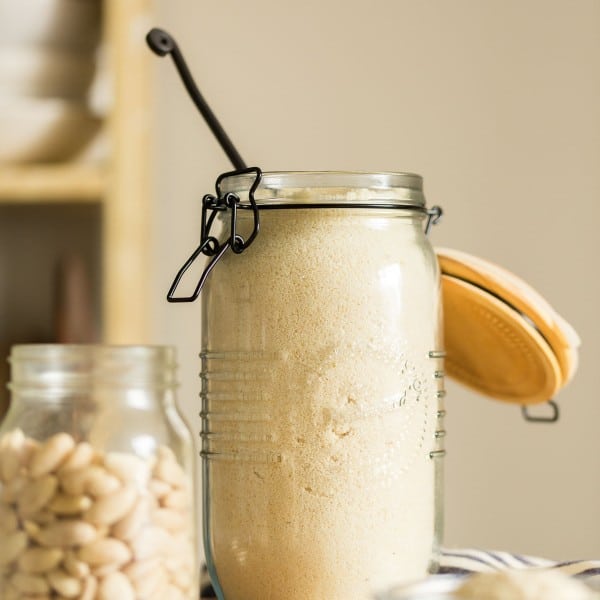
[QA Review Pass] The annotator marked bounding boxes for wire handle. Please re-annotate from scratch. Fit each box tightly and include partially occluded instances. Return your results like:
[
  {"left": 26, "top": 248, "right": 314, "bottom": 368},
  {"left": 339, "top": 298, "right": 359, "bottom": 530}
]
[
  {"left": 425, "top": 205, "right": 443, "bottom": 235},
  {"left": 146, "top": 28, "right": 247, "bottom": 171},
  {"left": 521, "top": 400, "right": 560, "bottom": 423}
]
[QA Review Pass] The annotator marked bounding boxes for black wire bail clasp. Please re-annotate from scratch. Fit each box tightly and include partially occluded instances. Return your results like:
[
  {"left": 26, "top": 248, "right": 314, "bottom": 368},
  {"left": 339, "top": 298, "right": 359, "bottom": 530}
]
[
  {"left": 167, "top": 167, "right": 262, "bottom": 302},
  {"left": 425, "top": 205, "right": 443, "bottom": 235}
]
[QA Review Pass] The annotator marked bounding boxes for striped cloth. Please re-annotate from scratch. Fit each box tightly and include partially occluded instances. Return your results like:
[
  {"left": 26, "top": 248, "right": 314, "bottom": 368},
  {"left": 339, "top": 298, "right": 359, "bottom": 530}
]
[
  {"left": 439, "top": 548, "right": 600, "bottom": 577},
  {"left": 200, "top": 548, "right": 600, "bottom": 598}
]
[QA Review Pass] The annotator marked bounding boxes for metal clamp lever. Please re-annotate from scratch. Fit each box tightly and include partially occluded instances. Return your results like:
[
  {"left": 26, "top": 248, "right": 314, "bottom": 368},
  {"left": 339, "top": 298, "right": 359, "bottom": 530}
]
[
  {"left": 167, "top": 167, "right": 262, "bottom": 302},
  {"left": 521, "top": 400, "right": 560, "bottom": 423},
  {"left": 425, "top": 205, "right": 443, "bottom": 235}
]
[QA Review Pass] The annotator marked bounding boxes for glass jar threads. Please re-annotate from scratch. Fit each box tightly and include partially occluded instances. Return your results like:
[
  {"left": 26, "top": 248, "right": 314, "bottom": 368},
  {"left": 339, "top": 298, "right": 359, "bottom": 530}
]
[
  {"left": 0, "top": 344, "right": 198, "bottom": 600},
  {"left": 193, "top": 171, "right": 445, "bottom": 600}
]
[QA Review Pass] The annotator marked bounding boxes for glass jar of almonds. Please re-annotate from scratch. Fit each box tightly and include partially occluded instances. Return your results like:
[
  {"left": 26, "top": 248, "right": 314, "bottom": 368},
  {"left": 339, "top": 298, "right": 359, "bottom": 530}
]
[{"left": 0, "top": 344, "right": 198, "bottom": 600}]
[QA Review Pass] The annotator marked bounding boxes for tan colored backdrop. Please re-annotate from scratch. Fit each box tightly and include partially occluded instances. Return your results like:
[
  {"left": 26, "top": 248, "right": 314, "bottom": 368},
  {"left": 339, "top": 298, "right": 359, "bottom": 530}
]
[{"left": 151, "top": 0, "right": 600, "bottom": 561}]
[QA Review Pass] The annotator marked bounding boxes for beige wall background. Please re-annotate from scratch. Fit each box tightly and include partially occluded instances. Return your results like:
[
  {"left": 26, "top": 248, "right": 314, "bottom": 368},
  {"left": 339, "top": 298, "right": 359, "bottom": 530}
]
[{"left": 150, "top": 0, "right": 600, "bottom": 561}]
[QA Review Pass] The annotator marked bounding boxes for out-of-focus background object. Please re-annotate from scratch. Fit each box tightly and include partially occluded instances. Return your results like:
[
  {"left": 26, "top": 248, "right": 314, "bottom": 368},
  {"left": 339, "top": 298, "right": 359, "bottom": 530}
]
[
  {"left": 0, "top": 98, "right": 101, "bottom": 163},
  {"left": 0, "top": 47, "right": 96, "bottom": 98},
  {"left": 54, "top": 253, "right": 99, "bottom": 343},
  {"left": 0, "top": 0, "right": 153, "bottom": 422},
  {"left": 0, "top": 0, "right": 101, "bottom": 48},
  {"left": 0, "top": 0, "right": 102, "bottom": 163}
]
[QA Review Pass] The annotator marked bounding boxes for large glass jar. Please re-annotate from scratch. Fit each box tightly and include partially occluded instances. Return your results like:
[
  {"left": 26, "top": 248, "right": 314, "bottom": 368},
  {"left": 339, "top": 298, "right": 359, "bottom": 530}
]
[
  {"left": 0, "top": 344, "right": 197, "bottom": 600},
  {"left": 198, "top": 172, "right": 446, "bottom": 600}
]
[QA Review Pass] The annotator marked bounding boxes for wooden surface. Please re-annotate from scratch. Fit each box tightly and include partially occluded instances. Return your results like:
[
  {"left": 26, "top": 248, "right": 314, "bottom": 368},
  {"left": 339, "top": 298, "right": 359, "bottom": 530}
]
[
  {"left": 0, "top": 165, "right": 105, "bottom": 203},
  {"left": 102, "top": 0, "right": 152, "bottom": 344}
]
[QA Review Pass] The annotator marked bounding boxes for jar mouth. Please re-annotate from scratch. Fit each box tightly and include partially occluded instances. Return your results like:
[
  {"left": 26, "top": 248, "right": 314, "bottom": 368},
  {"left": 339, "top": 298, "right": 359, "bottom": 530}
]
[
  {"left": 8, "top": 344, "right": 178, "bottom": 391},
  {"left": 220, "top": 170, "right": 426, "bottom": 209}
]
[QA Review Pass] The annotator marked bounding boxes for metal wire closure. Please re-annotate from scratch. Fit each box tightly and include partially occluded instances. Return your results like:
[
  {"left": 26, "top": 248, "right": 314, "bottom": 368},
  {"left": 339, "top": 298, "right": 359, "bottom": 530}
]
[
  {"left": 167, "top": 178, "right": 442, "bottom": 302},
  {"left": 425, "top": 205, "right": 443, "bottom": 235},
  {"left": 167, "top": 167, "right": 262, "bottom": 303},
  {"left": 521, "top": 400, "right": 560, "bottom": 423},
  {"left": 146, "top": 28, "right": 246, "bottom": 171}
]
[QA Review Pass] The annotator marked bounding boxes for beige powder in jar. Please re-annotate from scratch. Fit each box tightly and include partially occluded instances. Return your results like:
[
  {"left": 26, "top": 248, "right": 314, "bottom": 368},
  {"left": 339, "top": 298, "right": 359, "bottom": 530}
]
[{"left": 202, "top": 204, "right": 443, "bottom": 600}]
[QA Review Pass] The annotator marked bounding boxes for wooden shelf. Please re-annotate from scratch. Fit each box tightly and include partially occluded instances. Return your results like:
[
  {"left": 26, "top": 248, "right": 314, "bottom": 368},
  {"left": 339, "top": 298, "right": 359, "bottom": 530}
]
[
  {"left": 0, "top": 0, "right": 153, "bottom": 421},
  {"left": 0, "top": 164, "right": 106, "bottom": 203},
  {"left": 0, "top": 0, "right": 152, "bottom": 351}
]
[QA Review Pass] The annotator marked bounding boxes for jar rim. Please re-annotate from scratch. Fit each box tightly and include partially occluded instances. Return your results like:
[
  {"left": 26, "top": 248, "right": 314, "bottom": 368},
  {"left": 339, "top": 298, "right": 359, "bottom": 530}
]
[
  {"left": 8, "top": 344, "right": 178, "bottom": 391},
  {"left": 9, "top": 344, "right": 176, "bottom": 360},
  {"left": 220, "top": 170, "right": 426, "bottom": 209}
]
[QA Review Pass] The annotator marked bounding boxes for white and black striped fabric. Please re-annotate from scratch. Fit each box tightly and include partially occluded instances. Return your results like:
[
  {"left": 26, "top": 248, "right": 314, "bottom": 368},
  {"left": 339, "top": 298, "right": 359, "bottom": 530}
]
[
  {"left": 439, "top": 548, "right": 600, "bottom": 577},
  {"left": 200, "top": 548, "right": 600, "bottom": 598}
]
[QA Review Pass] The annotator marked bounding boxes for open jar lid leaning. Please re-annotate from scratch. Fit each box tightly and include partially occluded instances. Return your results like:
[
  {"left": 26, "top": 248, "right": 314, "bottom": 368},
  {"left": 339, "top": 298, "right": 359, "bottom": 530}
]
[{"left": 437, "top": 248, "right": 580, "bottom": 410}]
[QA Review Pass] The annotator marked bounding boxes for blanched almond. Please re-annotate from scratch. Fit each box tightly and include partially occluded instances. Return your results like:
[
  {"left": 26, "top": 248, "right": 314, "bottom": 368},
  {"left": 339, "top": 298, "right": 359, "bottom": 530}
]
[
  {"left": 0, "top": 503, "right": 18, "bottom": 533},
  {"left": 36, "top": 520, "right": 98, "bottom": 548},
  {"left": 164, "top": 550, "right": 193, "bottom": 579},
  {"left": 0, "top": 530, "right": 27, "bottom": 566},
  {"left": 57, "top": 442, "right": 94, "bottom": 474},
  {"left": 23, "top": 519, "right": 40, "bottom": 539},
  {"left": 17, "top": 547, "right": 64, "bottom": 574},
  {"left": 10, "top": 571, "right": 50, "bottom": 595},
  {"left": 0, "top": 429, "right": 26, "bottom": 481},
  {"left": 153, "top": 456, "right": 186, "bottom": 488},
  {"left": 77, "top": 538, "right": 131, "bottom": 567},
  {"left": 84, "top": 467, "right": 121, "bottom": 497},
  {"left": 1, "top": 583, "right": 19, "bottom": 600},
  {"left": 1, "top": 474, "right": 27, "bottom": 503},
  {"left": 60, "top": 466, "right": 120, "bottom": 497},
  {"left": 29, "top": 433, "right": 75, "bottom": 478},
  {"left": 79, "top": 575, "right": 98, "bottom": 600},
  {"left": 157, "top": 445, "right": 177, "bottom": 462},
  {"left": 128, "top": 564, "right": 167, "bottom": 598},
  {"left": 161, "top": 489, "right": 188, "bottom": 510},
  {"left": 27, "top": 509, "right": 56, "bottom": 524},
  {"left": 47, "top": 568, "right": 82, "bottom": 597},
  {"left": 97, "top": 571, "right": 135, "bottom": 600},
  {"left": 48, "top": 493, "right": 92, "bottom": 516},
  {"left": 104, "top": 452, "right": 150, "bottom": 486},
  {"left": 153, "top": 507, "right": 185, "bottom": 532},
  {"left": 111, "top": 496, "right": 150, "bottom": 541},
  {"left": 148, "top": 574, "right": 170, "bottom": 600},
  {"left": 63, "top": 551, "right": 90, "bottom": 579},
  {"left": 84, "top": 485, "right": 136, "bottom": 525},
  {"left": 165, "top": 583, "right": 187, "bottom": 600},
  {"left": 91, "top": 562, "right": 120, "bottom": 578},
  {"left": 122, "top": 557, "right": 160, "bottom": 584},
  {"left": 58, "top": 468, "right": 88, "bottom": 496},
  {"left": 170, "top": 559, "right": 194, "bottom": 590},
  {"left": 18, "top": 475, "right": 58, "bottom": 516},
  {"left": 130, "top": 526, "right": 172, "bottom": 560},
  {"left": 148, "top": 478, "right": 171, "bottom": 499}
]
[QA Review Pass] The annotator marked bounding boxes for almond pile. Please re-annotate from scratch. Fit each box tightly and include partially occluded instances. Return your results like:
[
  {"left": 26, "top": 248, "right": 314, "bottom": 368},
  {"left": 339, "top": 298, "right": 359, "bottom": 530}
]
[{"left": 0, "top": 429, "right": 196, "bottom": 599}]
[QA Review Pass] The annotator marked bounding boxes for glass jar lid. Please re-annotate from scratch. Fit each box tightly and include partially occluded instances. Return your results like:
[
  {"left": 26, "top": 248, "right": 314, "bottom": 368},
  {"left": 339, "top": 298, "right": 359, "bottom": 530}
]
[{"left": 219, "top": 171, "right": 426, "bottom": 209}]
